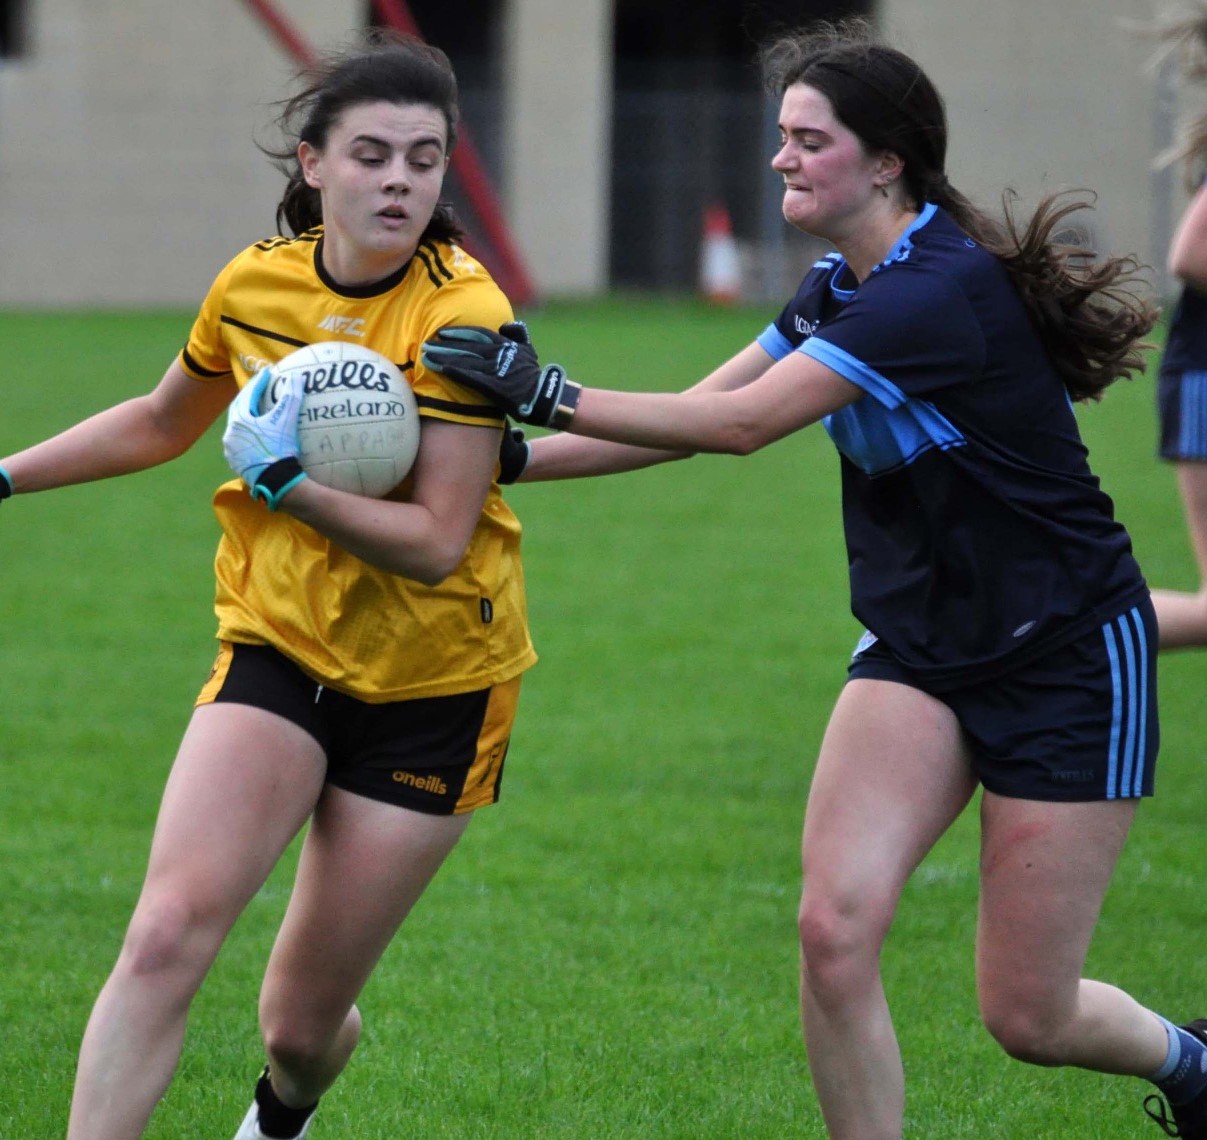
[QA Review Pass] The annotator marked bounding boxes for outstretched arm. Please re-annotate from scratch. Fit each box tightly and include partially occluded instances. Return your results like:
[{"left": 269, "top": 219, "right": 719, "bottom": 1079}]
[
  {"left": 563, "top": 354, "right": 858, "bottom": 453},
  {"left": 517, "top": 342, "right": 776, "bottom": 481},
  {"left": 1, "top": 359, "right": 236, "bottom": 495},
  {"left": 422, "top": 326, "right": 860, "bottom": 456}
]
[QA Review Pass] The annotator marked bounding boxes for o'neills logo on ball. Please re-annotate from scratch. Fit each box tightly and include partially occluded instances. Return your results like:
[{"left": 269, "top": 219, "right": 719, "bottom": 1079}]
[
  {"left": 271, "top": 359, "right": 396, "bottom": 403},
  {"left": 301, "top": 398, "right": 410, "bottom": 423}
]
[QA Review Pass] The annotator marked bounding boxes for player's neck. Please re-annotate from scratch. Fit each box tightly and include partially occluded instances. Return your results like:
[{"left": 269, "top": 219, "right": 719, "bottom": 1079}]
[
  {"left": 835, "top": 204, "right": 920, "bottom": 282},
  {"left": 319, "top": 234, "right": 415, "bottom": 288}
]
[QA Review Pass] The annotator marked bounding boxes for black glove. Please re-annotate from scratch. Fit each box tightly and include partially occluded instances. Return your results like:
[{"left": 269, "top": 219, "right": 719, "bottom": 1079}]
[
  {"left": 497, "top": 421, "right": 531, "bottom": 484},
  {"left": 421, "top": 321, "right": 582, "bottom": 428},
  {"left": 0, "top": 465, "right": 11, "bottom": 503}
]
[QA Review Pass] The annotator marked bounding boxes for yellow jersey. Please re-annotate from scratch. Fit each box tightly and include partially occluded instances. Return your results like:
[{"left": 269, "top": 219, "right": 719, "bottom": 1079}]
[{"left": 179, "top": 229, "right": 537, "bottom": 700}]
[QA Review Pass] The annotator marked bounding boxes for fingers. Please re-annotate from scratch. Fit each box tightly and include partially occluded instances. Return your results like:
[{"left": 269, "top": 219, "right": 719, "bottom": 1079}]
[
  {"left": 247, "top": 365, "right": 274, "bottom": 412},
  {"left": 429, "top": 326, "right": 499, "bottom": 346},
  {"left": 499, "top": 320, "right": 531, "bottom": 345}
]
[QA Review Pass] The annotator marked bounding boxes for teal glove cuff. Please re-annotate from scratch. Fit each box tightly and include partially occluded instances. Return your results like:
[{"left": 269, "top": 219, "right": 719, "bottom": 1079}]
[
  {"left": 251, "top": 457, "right": 307, "bottom": 511},
  {"left": 0, "top": 465, "right": 11, "bottom": 501}
]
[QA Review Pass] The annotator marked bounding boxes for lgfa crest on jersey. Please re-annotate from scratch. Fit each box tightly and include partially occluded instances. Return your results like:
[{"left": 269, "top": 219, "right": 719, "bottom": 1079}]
[{"left": 449, "top": 245, "right": 479, "bottom": 274}]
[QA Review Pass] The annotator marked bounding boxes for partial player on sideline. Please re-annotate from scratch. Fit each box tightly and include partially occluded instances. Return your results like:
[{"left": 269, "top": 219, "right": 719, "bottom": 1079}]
[{"left": 1144, "top": 5, "right": 1207, "bottom": 650}]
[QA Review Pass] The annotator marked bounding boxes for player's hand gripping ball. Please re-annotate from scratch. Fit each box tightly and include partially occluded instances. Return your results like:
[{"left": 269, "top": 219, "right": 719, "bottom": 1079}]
[
  {"left": 223, "top": 366, "right": 308, "bottom": 510},
  {"left": 260, "top": 341, "right": 421, "bottom": 499}
]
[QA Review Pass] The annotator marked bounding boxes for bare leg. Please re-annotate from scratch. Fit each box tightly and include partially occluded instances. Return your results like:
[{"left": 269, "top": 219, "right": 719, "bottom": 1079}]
[
  {"left": 254, "top": 788, "right": 471, "bottom": 1109},
  {"left": 67, "top": 705, "right": 326, "bottom": 1140},
  {"left": 976, "top": 793, "right": 1167, "bottom": 1074},
  {"left": 798, "top": 680, "right": 977, "bottom": 1140},
  {"left": 1152, "top": 461, "right": 1207, "bottom": 649}
]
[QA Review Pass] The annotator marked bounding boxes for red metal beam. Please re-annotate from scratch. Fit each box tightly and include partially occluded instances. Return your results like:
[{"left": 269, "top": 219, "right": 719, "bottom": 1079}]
[
  {"left": 241, "top": 0, "right": 538, "bottom": 304},
  {"left": 242, "top": 0, "right": 315, "bottom": 65},
  {"left": 369, "top": 0, "right": 538, "bottom": 304}
]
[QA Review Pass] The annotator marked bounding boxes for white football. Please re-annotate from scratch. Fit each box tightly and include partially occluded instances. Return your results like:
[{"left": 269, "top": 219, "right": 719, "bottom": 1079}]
[{"left": 263, "top": 341, "right": 420, "bottom": 498}]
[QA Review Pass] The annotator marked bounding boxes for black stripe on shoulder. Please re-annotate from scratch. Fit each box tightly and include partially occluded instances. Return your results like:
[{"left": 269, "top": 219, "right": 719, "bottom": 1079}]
[
  {"left": 420, "top": 240, "right": 454, "bottom": 281},
  {"left": 253, "top": 229, "right": 321, "bottom": 252},
  {"left": 219, "top": 315, "right": 309, "bottom": 349},
  {"left": 416, "top": 394, "right": 505, "bottom": 422},
  {"left": 181, "top": 346, "right": 232, "bottom": 378},
  {"left": 414, "top": 247, "right": 444, "bottom": 290}
]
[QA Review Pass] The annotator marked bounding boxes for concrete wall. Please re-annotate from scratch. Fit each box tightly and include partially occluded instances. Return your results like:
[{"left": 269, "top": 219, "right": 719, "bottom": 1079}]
[
  {"left": 878, "top": 0, "right": 1170, "bottom": 291},
  {"left": 0, "top": 0, "right": 609, "bottom": 308},
  {"left": 0, "top": 0, "right": 1181, "bottom": 307},
  {"left": 503, "top": 0, "right": 611, "bottom": 296},
  {"left": 0, "top": 0, "right": 362, "bottom": 308}
]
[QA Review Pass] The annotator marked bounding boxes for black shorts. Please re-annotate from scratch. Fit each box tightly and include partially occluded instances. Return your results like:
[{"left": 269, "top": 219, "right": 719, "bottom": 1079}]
[
  {"left": 1158, "top": 367, "right": 1207, "bottom": 461},
  {"left": 196, "top": 642, "right": 520, "bottom": 815},
  {"left": 847, "top": 600, "right": 1159, "bottom": 802}
]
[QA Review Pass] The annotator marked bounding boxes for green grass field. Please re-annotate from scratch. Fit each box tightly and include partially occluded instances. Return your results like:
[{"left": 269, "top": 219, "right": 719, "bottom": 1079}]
[{"left": 0, "top": 301, "right": 1203, "bottom": 1138}]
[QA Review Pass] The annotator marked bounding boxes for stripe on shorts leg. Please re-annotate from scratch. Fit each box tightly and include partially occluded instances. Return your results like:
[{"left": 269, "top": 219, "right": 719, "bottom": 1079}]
[
  {"left": 1102, "top": 619, "right": 1123, "bottom": 801},
  {"left": 1127, "top": 606, "right": 1151, "bottom": 797},
  {"left": 1102, "top": 608, "right": 1152, "bottom": 800},
  {"left": 1118, "top": 611, "right": 1139, "bottom": 799}
]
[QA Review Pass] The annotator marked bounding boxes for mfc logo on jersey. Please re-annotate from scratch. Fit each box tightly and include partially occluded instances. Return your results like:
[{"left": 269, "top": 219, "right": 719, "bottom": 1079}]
[{"left": 317, "top": 315, "right": 366, "bottom": 336}]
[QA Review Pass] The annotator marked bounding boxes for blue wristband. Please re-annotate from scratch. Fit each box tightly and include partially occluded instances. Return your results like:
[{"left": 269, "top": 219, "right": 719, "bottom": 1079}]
[{"left": 0, "top": 465, "right": 12, "bottom": 500}]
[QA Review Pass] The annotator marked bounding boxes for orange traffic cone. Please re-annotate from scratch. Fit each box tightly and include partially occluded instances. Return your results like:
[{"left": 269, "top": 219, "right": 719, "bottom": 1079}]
[{"left": 700, "top": 202, "right": 741, "bottom": 305}]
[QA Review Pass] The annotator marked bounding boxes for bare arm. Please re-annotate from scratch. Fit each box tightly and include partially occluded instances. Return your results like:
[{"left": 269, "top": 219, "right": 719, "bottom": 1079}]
[
  {"left": 277, "top": 418, "right": 499, "bottom": 587},
  {"left": 564, "top": 348, "right": 861, "bottom": 454},
  {"left": 2, "top": 359, "right": 236, "bottom": 493},
  {"left": 1169, "top": 182, "right": 1207, "bottom": 291},
  {"left": 519, "top": 341, "right": 776, "bottom": 482}
]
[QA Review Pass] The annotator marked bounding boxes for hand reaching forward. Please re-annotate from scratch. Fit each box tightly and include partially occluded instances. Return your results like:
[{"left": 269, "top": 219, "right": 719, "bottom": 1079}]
[{"left": 421, "top": 322, "right": 582, "bottom": 429}]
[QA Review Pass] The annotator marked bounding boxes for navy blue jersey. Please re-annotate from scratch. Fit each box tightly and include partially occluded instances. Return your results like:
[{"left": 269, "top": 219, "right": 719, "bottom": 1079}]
[
  {"left": 1159, "top": 284, "right": 1207, "bottom": 376},
  {"left": 757, "top": 204, "right": 1146, "bottom": 688}
]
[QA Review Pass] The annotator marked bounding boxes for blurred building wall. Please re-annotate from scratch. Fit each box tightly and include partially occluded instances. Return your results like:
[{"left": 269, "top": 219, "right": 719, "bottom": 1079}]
[
  {"left": 504, "top": 0, "right": 611, "bottom": 297},
  {"left": 878, "top": 0, "right": 1169, "bottom": 291},
  {"left": 0, "top": 0, "right": 361, "bottom": 308},
  {"left": 0, "top": 0, "right": 1180, "bottom": 307}
]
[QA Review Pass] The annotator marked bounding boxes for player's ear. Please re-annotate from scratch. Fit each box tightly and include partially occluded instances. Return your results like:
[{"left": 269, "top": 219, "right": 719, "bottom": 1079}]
[
  {"left": 875, "top": 150, "right": 905, "bottom": 188},
  {"left": 299, "top": 141, "right": 323, "bottom": 190}
]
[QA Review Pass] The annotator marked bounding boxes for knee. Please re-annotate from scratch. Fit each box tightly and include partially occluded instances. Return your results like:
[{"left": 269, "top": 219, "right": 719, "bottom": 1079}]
[
  {"left": 262, "top": 1022, "right": 325, "bottom": 1072},
  {"left": 262, "top": 1002, "right": 362, "bottom": 1071},
  {"left": 980, "top": 991, "right": 1066, "bottom": 1067},
  {"left": 798, "top": 887, "right": 892, "bottom": 997},
  {"left": 118, "top": 893, "right": 216, "bottom": 979}
]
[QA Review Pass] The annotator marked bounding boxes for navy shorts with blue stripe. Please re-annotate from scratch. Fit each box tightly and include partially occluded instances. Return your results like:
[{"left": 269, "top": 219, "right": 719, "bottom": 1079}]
[
  {"left": 847, "top": 599, "right": 1159, "bottom": 802},
  {"left": 1158, "top": 368, "right": 1207, "bottom": 461}
]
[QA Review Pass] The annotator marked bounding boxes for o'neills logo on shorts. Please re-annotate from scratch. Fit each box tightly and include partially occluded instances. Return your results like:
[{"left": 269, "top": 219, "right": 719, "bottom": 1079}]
[{"left": 392, "top": 770, "right": 448, "bottom": 795}]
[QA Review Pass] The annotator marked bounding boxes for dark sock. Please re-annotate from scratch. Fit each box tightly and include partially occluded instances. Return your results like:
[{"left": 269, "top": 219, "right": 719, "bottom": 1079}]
[{"left": 254, "top": 1068, "right": 319, "bottom": 1139}]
